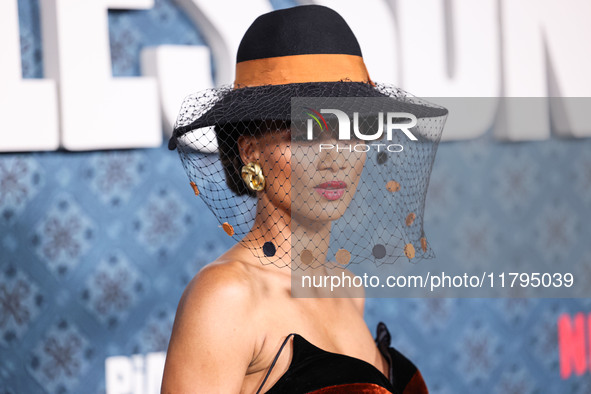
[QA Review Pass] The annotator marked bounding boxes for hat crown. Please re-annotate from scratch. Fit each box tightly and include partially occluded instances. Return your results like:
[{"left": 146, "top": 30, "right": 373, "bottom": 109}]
[{"left": 236, "top": 5, "right": 362, "bottom": 63}]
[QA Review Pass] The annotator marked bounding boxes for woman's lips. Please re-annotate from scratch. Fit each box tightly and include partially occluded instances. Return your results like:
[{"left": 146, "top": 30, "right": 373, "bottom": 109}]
[{"left": 314, "top": 181, "right": 347, "bottom": 201}]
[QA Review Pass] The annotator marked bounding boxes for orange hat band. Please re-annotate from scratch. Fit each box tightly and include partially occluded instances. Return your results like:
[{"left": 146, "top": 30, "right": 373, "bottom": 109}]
[{"left": 234, "top": 54, "right": 373, "bottom": 87}]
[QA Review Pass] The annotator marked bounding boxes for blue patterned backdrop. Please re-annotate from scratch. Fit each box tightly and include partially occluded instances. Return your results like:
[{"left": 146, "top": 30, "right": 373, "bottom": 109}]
[{"left": 2, "top": 0, "right": 591, "bottom": 393}]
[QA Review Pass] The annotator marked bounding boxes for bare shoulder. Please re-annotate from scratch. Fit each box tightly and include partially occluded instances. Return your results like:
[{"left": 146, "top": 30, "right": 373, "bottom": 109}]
[
  {"left": 183, "top": 260, "right": 259, "bottom": 310},
  {"left": 161, "top": 261, "right": 262, "bottom": 393}
]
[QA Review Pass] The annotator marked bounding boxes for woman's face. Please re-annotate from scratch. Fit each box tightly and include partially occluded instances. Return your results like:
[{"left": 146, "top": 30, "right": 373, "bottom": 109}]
[{"left": 253, "top": 125, "right": 366, "bottom": 224}]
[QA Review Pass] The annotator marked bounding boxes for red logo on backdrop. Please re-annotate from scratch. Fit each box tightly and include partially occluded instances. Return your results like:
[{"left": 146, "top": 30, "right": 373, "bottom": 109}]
[{"left": 558, "top": 313, "right": 589, "bottom": 378}]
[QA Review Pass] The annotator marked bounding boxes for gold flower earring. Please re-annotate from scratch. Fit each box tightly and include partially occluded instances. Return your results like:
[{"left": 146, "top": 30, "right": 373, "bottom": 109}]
[{"left": 241, "top": 162, "right": 265, "bottom": 191}]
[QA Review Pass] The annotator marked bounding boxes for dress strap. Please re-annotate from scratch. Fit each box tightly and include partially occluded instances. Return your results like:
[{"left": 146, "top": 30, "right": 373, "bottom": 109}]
[
  {"left": 375, "top": 322, "right": 394, "bottom": 384},
  {"left": 256, "top": 333, "right": 296, "bottom": 394},
  {"left": 376, "top": 322, "right": 428, "bottom": 393}
]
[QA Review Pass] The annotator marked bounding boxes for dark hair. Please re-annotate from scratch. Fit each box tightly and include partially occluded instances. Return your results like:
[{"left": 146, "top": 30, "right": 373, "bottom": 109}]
[{"left": 215, "top": 120, "right": 289, "bottom": 197}]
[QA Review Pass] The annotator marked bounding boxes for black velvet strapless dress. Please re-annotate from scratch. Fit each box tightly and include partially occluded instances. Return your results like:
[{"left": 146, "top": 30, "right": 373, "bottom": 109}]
[{"left": 257, "top": 323, "right": 428, "bottom": 394}]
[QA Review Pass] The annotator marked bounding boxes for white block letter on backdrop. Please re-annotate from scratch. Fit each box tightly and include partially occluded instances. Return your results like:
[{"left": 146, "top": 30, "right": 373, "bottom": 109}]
[
  {"left": 105, "top": 356, "right": 133, "bottom": 394},
  {"left": 40, "top": 0, "right": 161, "bottom": 150},
  {"left": 0, "top": 0, "right": 59, "bottom": 152},
  {"left": 106, "top": 352, "right": 165, "bottom": 394},
  {"left": 499, "top": 0, "right": 591, "bottom": 140},
  {"left": 173, "top": 0, "right": 272, "bottom": 85},
  {"left": 395, "top": 0, "right": 500, "bottom": 141},
  {"left": 141, "top": 45, "right": 213, "bottom": 138}
]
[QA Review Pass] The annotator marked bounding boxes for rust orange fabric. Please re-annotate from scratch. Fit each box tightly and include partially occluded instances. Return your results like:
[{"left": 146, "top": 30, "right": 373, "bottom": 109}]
[
  {"left": 235, "top": 54, "right": 374, "bottom": 87},
  {"left": 308, "top": 382, "right": 393, "bottom": 393}
]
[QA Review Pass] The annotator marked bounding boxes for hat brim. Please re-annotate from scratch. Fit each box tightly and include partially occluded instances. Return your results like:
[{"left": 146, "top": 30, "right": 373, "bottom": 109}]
[{"left": 169, "top": 82, "right": 447, "bottom": 149}]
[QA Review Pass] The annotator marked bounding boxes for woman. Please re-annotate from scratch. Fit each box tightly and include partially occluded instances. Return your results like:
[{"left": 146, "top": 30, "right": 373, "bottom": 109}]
[{"left": 162, "top": 5, "right": 446, "bottom": 393}]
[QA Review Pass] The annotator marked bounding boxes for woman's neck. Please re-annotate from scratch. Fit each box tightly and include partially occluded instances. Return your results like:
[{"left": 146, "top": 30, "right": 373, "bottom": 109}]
[{"left": 241, "top": 193, "right": 333, "bottom": 270}]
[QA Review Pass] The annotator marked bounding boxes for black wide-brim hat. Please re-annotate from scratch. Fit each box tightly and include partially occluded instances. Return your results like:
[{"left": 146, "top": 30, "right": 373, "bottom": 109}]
[
  {"left": 168, "top": 5, "right": 447, "bottom": 150},
  {"left": 170, "top": 5, "right": 448, "bottom": 270}
]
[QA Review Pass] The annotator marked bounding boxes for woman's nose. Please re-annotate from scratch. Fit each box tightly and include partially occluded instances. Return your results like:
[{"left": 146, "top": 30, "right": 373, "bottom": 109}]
[{"left": 318, "top": 139, "right": 349, "bottom": 172}]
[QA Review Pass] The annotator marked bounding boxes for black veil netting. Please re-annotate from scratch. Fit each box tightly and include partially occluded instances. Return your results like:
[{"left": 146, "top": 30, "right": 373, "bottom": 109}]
[{"left": 169, "top": 81, "right": 447, "bottom": 270}]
